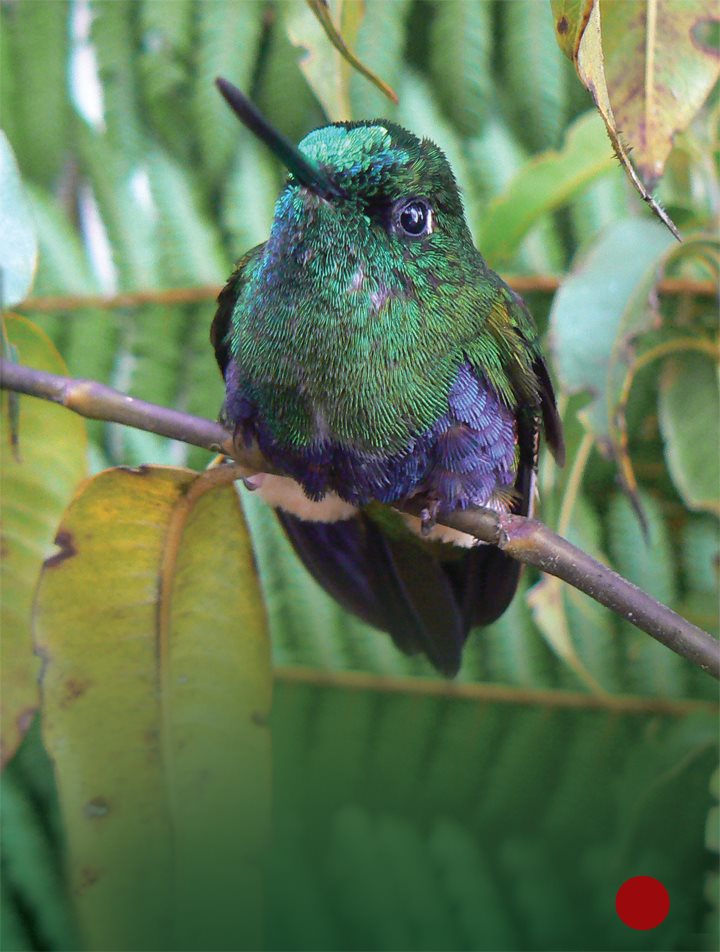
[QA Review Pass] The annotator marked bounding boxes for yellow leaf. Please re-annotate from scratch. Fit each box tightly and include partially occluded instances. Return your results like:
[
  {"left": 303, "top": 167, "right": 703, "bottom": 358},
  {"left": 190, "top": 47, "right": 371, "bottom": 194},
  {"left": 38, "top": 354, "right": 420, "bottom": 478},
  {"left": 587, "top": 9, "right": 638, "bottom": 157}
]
[
  {"left": 600, "top": 0, "right": 720, "bottom": 189},
  {"left": 551, "top": 0, "right": 710, "bottom": 238},
  {"left": 552, "top": 0, "right": 595, "bottom": 59},
  {"left": 34, "top": 466, "right": 272, "bottom": 950},
  {"left": 0, "top": 314, "right": 87, "bottom": 767}
]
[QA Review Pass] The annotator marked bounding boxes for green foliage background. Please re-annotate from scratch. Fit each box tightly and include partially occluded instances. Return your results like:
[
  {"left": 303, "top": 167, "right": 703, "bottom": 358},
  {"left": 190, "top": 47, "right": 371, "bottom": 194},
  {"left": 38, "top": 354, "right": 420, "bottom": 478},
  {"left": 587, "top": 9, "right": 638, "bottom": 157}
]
[{"left": 0, "top": 1, "right": 718, "bottom": 950}]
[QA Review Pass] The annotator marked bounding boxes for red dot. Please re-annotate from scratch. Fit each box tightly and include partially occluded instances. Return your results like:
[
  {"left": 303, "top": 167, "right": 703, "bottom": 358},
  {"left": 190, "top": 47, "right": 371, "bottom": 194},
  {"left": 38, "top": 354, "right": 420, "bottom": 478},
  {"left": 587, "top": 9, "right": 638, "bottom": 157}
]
[{"left": 615, "top": 876, "right": 670, "bottom": 930}]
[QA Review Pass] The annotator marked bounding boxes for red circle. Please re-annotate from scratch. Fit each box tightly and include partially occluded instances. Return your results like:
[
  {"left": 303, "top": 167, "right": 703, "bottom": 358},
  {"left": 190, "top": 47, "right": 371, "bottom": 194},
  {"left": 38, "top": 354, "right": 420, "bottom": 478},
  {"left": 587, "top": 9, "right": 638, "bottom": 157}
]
[{"left": 615, "top": 876, "right": 670, "bottom": 930}]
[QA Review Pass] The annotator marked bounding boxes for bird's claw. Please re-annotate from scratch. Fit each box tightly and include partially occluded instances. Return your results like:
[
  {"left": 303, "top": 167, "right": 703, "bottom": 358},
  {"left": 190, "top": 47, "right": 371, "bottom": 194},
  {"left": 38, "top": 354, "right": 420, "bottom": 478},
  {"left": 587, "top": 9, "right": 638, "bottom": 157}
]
[
  {"left": 420, "top": 499, "right": 440, "bottom": 536},
  {"left": 242, "top": 473, "right": 267, "bottom": 492}
]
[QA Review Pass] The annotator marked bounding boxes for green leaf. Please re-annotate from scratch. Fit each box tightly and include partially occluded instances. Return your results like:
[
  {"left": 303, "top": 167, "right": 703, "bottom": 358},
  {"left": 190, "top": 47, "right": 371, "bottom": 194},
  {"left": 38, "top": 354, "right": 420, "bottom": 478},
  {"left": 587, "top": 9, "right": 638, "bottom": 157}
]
[
  {"left": 659, "top": 351, "right": 720, "bottom": 515},
  {"left": 137, "top": 0, "right": 195, "bottom": 162},
  {"left": 270, "top": 676, "right": 716, "bottom": 948},
  {"left": 145, "top": 148, "right": 227, "bottom": 287},
  {"left": 0, "top": 132, "right": 38, "bottom": 307},
  {"left": 256, "top": 9, "right": 327, "bottom": 145},
  {"left": 91, "top": 0, "right": 146, "bottom": 163},
  {"left": 78, "top": 127, "right": 160, "bottom": 290},
  {"left": 1, "top": 316, "right": 87, "bottom": 767},
  {"left": 681, "top": 516, "right": 720, "bottom": 596},
  {"left": 26, "top": 186, "right": 98, "bottom": 296},
  {"left": 1, "top": 770, "right": 78, "bottom": 947},
  {"left": 306, "top": 0, "right": 398, "bottom": 112},
  {"left": 529, "top": 495, "right": 618, "bottom": 693},
  {"left": 429, "top": 0, "right": 491, "bottom": 138},
  {"left": 0, "top": 1, "right": 71, "bottom": 185},
  {"left": 466, "top": 115, "right": 565, "bottom": 273},
  {"left": 477, "top": 111, "right": 618, "bottom": 266},
  {"left": 284, "top": 1, "right": 348, "bottom": 121},
  {"left": 502, "top": 0, "right": 571, "bottom": 151},
  {"left": 549, "top": 217, "right": 676, "bottom": 440},
  {"left": 608, "top": 491, "right": 676, "bottom": 604},
  {"left": 569, "top": 169, "right": 629, "bottom": 246},
  {"left": 607, "top": 490, "right": 688, "bottom": 697},
  {"left": 222, "top": 137, "right": 280, "bottom": 255},
  {"left": 192, "top": 0, "right": 264, "bottom": 182},
  {"left": 34, "top": 467, "right": 271, "bottom": 950},
  {"left": 348, "top": 0, "right": 411, "bottom": 120}
]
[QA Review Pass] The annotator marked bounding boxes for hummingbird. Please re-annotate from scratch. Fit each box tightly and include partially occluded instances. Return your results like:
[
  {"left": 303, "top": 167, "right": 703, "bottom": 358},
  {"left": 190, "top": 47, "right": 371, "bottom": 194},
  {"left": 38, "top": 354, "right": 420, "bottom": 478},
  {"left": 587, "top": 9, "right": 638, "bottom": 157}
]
[{"left": 211, "top": 77, "right": 565, "bottom": 676}]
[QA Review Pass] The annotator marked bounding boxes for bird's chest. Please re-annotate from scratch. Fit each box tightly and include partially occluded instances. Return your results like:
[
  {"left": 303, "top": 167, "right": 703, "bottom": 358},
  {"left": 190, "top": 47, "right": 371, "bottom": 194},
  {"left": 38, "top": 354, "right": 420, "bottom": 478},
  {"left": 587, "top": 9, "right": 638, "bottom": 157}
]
[{"left": 234, "top": 274, "right": 449, "bottom": 453}]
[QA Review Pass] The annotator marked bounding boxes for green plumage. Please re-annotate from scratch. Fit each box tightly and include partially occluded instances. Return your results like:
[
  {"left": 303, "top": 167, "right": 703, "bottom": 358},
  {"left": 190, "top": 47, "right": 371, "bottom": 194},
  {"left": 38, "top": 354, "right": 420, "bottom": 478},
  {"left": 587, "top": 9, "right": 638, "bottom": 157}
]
[{"left": 216, "top": 121, "right": 542, "bottom": 453}]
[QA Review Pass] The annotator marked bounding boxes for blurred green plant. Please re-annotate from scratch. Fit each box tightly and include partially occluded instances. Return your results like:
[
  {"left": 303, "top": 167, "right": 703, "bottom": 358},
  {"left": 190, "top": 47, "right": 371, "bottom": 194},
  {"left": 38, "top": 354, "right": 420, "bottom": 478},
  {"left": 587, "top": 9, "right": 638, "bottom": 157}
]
[{"left": 1, "top": 1, "right": 718, "bottom": 950}]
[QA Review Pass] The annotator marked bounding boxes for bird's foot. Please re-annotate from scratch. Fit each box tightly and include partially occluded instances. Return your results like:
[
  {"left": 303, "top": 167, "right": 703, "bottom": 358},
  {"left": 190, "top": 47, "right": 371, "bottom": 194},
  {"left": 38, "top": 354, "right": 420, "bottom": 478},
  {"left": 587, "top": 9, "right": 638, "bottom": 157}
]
[
  {"left": 242, "top": 473, "right": 267, "bottom": 492},
  {"left": 420, "top": 498, "right": 441, "bottom": 537}
]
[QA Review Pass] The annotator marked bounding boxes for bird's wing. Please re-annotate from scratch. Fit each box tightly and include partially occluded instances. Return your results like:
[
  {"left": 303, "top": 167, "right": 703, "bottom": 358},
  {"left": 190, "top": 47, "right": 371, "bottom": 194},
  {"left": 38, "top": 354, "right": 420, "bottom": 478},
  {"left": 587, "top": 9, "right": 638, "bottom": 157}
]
[
  {"left": 211, "top": 243, "right": 266, "bottom": 381},
  {"left": 481, "top": 275, "right": 565, "bottom": 466},
  {"left": 449, "top": 276, "right": 564, "bottom": 630}
]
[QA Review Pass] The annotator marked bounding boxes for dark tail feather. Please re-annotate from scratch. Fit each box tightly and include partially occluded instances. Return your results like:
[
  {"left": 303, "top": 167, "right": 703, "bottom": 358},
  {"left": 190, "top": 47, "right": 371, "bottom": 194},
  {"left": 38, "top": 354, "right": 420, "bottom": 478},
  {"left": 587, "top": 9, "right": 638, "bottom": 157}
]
[
  {"left": 275, "top": 511, "right": 384, "bottom": 631},
  {"left": 445, "top": 545, "right": 521, "bottom": 629},
  {"left": 533, "top": 355, "right": 565, "bottom": 466},
  {"left": 277, "top": 510, "right": 467, "bottom": 676},
  {"left": 363, "top": 518, "right": 466, "bottom": 676},
  {"left": 275, "top": 408, "right": 540, "bottom": 675}
]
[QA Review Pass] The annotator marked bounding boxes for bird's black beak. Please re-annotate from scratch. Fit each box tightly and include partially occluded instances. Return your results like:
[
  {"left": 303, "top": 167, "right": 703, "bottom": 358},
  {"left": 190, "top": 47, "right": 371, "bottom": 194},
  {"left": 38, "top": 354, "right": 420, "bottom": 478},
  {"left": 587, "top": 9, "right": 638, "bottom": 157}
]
[{"left": 215, "top": 77, "right": 345, "bottom": 201}]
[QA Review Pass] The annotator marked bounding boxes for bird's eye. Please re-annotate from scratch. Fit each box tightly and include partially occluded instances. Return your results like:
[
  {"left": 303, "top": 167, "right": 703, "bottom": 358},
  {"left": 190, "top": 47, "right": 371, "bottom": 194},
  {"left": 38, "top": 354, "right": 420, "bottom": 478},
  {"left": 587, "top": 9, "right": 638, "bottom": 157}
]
[{"left": 395, "top": 199, "right": 433, "bottom": 238}]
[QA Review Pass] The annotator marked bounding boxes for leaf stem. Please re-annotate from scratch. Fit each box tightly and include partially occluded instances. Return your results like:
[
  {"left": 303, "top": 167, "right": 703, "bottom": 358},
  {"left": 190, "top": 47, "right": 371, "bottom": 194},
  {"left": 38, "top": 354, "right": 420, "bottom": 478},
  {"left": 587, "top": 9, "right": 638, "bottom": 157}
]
[
  {"left": 16, "top": 275, "right": 718, "bottom": 314},
  {"left": 2, "top": 357, "right": 718, "bottom": 680}
]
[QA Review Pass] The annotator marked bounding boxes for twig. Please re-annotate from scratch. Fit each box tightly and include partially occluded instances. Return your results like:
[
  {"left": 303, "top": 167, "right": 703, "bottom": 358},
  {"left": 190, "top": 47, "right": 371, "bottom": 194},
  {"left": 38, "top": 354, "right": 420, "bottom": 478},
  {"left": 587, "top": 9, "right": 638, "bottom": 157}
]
[
  {"left": 274, "top": 666, "right": 718, "bottom": 715},
  {"left": 17, "top": 274, "right": 718, "bottom": 314},
  {"left": 2, "top": 357, "right": 718, "bottom": 680}
]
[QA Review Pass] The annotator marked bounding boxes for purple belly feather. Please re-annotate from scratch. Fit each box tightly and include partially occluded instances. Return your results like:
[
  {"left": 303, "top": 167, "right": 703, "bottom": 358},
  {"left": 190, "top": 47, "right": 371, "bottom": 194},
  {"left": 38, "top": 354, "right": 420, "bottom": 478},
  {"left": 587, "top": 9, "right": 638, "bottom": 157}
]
[{"left": 227, "top": 361, "right": 517, "bottom": 512}]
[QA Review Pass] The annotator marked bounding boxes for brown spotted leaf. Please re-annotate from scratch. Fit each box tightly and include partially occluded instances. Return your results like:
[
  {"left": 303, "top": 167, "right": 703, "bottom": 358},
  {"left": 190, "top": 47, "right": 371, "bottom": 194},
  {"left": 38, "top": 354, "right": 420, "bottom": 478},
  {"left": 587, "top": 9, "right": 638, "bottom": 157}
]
[
  {"left": 0, "top": 315, "right": 87, "bottom": 768},
  {"left": 551, "top": 0, "right": 719, "bottom": 237},
  {"left": 600, "top": 0, "right": 720, "bottom": 190},
  {"left": 34, "top": 466, "right": 272, "bottom": 950},
  {"left": 552, "top": 0, "right": 594, "bottom": 59}
]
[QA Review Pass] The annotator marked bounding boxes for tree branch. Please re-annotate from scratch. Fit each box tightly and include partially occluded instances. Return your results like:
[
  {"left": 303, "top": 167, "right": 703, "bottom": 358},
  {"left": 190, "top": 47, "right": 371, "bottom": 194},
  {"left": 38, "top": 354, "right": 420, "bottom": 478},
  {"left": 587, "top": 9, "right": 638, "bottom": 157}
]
[
  {"left": 2, "top": 357, "right": 718, "bottom": 680},
  {"left": 16, "top": 274, "right": 718, "bottom": 314}
]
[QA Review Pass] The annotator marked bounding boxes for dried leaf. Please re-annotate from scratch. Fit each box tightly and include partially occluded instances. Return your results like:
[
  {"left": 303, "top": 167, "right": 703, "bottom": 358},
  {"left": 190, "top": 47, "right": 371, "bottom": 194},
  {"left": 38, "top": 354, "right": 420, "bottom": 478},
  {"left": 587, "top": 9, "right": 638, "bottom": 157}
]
[
  {"left": 551, "top": 0, "right": 698, "bottom": 238},
  {"left": 600, "top": 0, "right": 720, "bottom": 190}
]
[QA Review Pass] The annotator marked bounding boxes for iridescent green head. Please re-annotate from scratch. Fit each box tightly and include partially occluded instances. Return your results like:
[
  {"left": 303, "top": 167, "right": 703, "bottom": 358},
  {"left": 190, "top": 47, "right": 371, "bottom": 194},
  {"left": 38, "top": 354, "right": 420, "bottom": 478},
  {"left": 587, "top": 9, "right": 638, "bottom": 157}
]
[{"left": 215, "top": 76, "right": 471, "bottom": 260}]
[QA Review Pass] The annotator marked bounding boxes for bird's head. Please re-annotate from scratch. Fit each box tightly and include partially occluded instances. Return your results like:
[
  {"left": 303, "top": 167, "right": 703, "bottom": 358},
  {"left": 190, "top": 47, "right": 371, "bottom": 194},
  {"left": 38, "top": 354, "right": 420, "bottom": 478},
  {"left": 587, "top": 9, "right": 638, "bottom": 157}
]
[{"left": 216, "top": 78, "right": 476, "bottom": 283}]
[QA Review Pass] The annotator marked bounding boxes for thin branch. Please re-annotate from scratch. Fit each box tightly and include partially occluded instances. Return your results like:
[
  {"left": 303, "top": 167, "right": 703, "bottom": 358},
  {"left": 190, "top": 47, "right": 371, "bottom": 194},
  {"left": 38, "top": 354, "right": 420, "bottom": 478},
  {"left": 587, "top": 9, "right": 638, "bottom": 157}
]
[
  {"left": 275, "top": 666, "right": 718, "bottom": 715},
  {"left": 17, "top": 274, "right": 718, "bottom": 314},
  {"left": 2, "top": 357, "right": 718, "bottom": 681}
]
